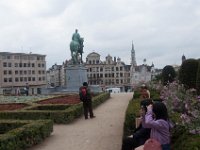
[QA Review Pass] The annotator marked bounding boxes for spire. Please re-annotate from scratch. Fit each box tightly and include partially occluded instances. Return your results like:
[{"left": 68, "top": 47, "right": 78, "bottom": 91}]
[{"left": 131, "top": 41, "right": 137, "bottom": 66}]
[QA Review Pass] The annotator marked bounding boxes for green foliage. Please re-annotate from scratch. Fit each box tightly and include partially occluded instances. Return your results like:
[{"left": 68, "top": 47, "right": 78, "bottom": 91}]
[
  {"left": 196, "top": 60, "right": 200, "bottom": 95},
  {"left": 179, "top": 59, "right": 199, "bottom": 89},
  {"left": 171, "top": 125, "right": 200, "bottom": 150},
  {"left": 133, "top": 90, "right": 141, "bottom": 99},
  {"left": 0, "top": 93, "right": 110, "bottom": 124},
  {"left": 149, "top": 88, "right": 160, "bottom": 99},
  {"left": 123, "top": 85, "right": 200, "bottom": 149},
  {"left": 123, "top": 99, "right": 140, "bottom": 137},
  {"left": 0, "top": 120, "right": 53, "bottom": 150},
  {"left": 162, "top": 65, "right": 176, "bottom": 85}
]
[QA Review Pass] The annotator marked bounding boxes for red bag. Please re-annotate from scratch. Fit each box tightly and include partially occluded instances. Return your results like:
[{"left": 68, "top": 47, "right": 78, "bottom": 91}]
[{"left": 144, "top": 138, "right": 161, "bottom": 150}]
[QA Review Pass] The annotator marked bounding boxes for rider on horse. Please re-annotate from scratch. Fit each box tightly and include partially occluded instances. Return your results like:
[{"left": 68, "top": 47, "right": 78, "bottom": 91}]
[{"left": 70, "top": 29, "right": 84, "bottom": 64}]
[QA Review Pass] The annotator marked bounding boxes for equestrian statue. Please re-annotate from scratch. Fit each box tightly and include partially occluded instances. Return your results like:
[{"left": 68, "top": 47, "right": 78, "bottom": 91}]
[{"left": 70, "top": 29, "right": 84, "bottom": 64}]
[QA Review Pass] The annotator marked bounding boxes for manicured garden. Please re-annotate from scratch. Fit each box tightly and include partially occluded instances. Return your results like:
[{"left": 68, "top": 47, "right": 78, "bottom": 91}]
[{"left": 0, "top": 92, "right": 110, "bottom": 149}]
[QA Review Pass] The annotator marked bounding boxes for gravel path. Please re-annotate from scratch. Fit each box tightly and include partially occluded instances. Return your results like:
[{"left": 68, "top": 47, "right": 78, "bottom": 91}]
[{"left": 29, "top": 92, "right": 133, "bottom": 150}]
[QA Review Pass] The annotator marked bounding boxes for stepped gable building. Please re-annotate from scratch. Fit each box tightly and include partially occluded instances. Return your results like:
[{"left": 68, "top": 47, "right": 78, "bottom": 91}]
[
  {"left": 0, "top": 52, "right": 46, "bottom": 95},
  {"left": 85, "top": 52, "right": 131, "bottom": 91}
]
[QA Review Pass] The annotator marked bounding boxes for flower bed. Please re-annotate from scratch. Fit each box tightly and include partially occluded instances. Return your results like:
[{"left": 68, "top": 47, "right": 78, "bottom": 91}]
[
  {"left": 37, "top": 94, "right": 81, "bottom": 104},
  {"left": 0, "top": 93, "right": 110, "bottom": 124},
  {"left": 0, "top": 103, "right": 29, "bottom": 111}
]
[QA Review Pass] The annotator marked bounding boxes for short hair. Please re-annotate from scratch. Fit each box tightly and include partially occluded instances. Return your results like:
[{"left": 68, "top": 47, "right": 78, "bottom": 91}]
[
  {"left": 152, "top": 102, "right": 168, "bottom": 121},
  {"left": 83, "top": 82, "right": 88, "bottom": 86}
]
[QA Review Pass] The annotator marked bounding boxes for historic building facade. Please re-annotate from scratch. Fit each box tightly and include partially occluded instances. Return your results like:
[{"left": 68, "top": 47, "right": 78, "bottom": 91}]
[
  {"left": 130, "top": 43, "right": 155, "bottom": 86},
  {"left": 0, "top": 52, "right": 46, "bottom": 95},
  {"left": 85, "top": 52, "right": 131, "bottom": 91},
  {"left": 46, "top": 43, "right": 157, "bottom": 91}
]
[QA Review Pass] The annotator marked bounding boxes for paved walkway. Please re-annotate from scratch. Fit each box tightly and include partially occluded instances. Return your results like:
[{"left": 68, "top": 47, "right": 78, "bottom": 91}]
[{"left": 29, "top": 93, "right": 133, "bottom": 150}]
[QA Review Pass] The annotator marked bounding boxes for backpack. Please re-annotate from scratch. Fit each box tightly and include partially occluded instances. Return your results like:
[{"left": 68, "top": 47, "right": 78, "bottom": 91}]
[{"left": 80, "top": 87, "right": 87, "bottom": 101}]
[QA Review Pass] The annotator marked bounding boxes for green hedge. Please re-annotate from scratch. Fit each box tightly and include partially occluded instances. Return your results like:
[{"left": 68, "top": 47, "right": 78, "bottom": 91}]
[
  {"left": 123, "top": 99, "right": 140, "bottom": 137},
  {"left": 0, "top": 92, "right": 110, "bottom": 124},
  {"left": 0, "top": 120, "right": 53, "bottom": 150}
]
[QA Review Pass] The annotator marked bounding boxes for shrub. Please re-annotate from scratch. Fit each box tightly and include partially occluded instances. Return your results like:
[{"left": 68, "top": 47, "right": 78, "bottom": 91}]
[
  {"left": 0, "top": 120, "right": 53, "bottom": 150},
  {"left": 162, "top": 65, "right": 176, "bottom": 85},
  {"left": 0, "top": 93, "right": 110, "bottom": 124},
  {"left": 179, "top": 59, "right": 199, "bottom": 89}
]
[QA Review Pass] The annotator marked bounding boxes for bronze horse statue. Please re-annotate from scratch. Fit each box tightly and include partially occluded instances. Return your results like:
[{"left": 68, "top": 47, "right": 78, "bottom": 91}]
[{"left": 70, "top": 37, "right": 84, "bottom": 64}]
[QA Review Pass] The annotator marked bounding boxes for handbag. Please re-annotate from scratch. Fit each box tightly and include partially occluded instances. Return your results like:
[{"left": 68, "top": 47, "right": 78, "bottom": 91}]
[{"left": 143, "top": 138, "right": 162, "bottom": 150}]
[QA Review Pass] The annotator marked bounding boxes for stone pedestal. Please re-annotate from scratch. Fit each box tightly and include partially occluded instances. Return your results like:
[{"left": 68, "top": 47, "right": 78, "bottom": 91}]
[{"left": 65, "top": 64, "right": 88, "bottom": 92}]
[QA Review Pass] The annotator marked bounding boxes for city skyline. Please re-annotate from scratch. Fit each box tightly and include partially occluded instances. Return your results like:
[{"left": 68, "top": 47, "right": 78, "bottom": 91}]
[{"left": 0, "top": 0, "right": 200, "bottom": 69}]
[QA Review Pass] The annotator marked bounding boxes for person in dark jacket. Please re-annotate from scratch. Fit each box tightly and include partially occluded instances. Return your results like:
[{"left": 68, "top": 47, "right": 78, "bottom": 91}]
[
  {"left": 79, "top": 82, "right": 95, "bottom": 119},
  {"left": 121, "top": 99, "right": 152, "bottom": 150}
]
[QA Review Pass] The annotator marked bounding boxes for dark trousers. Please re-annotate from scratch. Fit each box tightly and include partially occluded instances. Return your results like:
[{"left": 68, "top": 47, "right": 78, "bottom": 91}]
[
  {"left": 83, "top": 100, "right": 94, "bottom": 119},
  {"left": 122, "top": 137, "right": 140, "bottom": 150}
]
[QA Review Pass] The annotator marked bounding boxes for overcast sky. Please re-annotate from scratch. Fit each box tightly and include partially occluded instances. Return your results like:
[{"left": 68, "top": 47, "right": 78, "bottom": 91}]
[{"left": 0, "top": 0, "right": 200, "bottom": 69}]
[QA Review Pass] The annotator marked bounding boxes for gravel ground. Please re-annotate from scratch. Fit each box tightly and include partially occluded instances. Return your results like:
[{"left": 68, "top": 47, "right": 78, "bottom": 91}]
[{"left": 28, "top": 92, "right": 133, "bottom": 150}]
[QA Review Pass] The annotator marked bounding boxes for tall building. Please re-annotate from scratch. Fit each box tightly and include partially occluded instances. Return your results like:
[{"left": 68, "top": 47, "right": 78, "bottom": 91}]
[
  {"left": 130, "top": 44, "right": 155, "bottom": 86},
  {"left": 0, "top": 52, "right": 46, "bottom": 95}
]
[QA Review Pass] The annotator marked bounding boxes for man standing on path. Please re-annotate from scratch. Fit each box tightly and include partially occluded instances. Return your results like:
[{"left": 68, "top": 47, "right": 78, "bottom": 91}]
[{"left": 79, "top": 82, "right": 95, "bottom": 119}]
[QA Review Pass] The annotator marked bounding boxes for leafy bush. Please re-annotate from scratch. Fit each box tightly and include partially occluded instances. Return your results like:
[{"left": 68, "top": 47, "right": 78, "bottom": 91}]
[
  {"left": 179, "top": 59, "right": 199, "bottom": 89},
  {"left": 162, "top": 65, "right": 176, "bottom": 85},
  {"left": 0, "top": 120, "right": 53, "bottom": 150},
  {"left": 123, "top": 99, "right": 140, "bottom": 137}
]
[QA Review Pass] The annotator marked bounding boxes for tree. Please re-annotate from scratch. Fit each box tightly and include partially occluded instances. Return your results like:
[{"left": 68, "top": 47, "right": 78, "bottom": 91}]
[
  {"left": 196, "top": 59, "right": 200, "bottom": 94},
  {"left": 162, "top": 65, "right": 176, "bottom": 85},
  {"left": 179, "top": 59, "right": 199, "bottom": 89}
]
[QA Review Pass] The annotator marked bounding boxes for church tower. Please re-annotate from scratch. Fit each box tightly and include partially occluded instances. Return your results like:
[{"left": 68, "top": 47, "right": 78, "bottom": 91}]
[
  {"left": 130, "top": 41, "right": 137, "bottom": 86},
  {"left": 131, "top": 41, "right": 137, "bottom": 66}
]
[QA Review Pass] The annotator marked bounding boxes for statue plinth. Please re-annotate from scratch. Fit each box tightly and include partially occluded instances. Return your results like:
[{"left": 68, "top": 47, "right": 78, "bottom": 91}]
[{"left": 65, "top": 64, "right": 88, "bottom": 92}]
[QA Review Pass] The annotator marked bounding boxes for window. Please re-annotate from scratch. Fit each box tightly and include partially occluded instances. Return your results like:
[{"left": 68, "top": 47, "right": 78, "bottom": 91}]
[
  {"left": 4, "top": 78, "right": 7, "bottom": 82},
  {"left": 15, "top": 70, "right": 18, "bottom": 74},
  {"left": 32, "top": 63, "right": 35, "bottom": 67},
  {"left": 9, "top": 78, "right": 12, "bottom": 82},
  {"left": 15, "top": 63, "right": 18, "bottom": 67},
  {"left": 4, "top": 70, "right": 7, "bottom": 75},
  {"left": 28, "top": 77, "right": 31, "bottom": 81},
  {"left": 8, "top": 63, "right": 12, "bottom": 67},
  {"left": 3, "top": 62, "right": 7, "bottom": 67},
  {"left": 32, "top": 77, "right": 35, "bottom": 81},
  {"left": 20, "top": 77, "right": 23, "bottom": 82},
  {"left": 15, "top": 78, "right": 19, "bottom": 82},
  {"left": 38, "top": 63, "right": 41, "bottom": 67},
  {"left": 32, "top": 70, "right": 35, "bottom": 74},
  {"left": 8, "top": 70, "right": 12, "bottom": 75}
]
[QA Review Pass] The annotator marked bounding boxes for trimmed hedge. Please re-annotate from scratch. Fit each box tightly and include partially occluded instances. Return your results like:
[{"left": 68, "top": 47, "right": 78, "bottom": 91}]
[
  {"left": 0, "top": 92, "right": 110, "bottom": 124},
  {"left": 0, "top": 119, "right": 53, "bottom": 150}
]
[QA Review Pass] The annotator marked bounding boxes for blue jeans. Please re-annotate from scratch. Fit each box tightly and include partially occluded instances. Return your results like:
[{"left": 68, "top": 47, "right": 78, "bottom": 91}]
[{"left": 162, "top": 144, "right": 170, "bottom": 150}]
